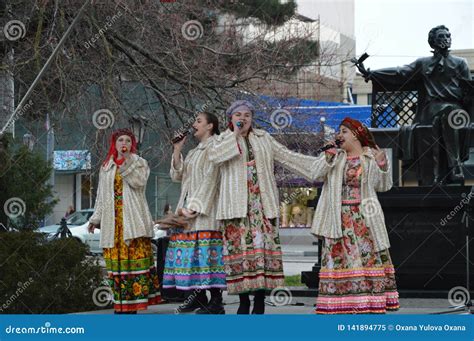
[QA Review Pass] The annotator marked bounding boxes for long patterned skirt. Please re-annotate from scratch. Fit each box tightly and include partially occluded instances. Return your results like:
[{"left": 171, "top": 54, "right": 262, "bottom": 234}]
[
  {"left": 103, "top": 172, "right": 161, "bottom": 313},
  {"left": 221, "top": 160, "right": 285, "bottom": 294},
  {"left": 315, "top": 203, "right": 400, "bottom": 314},
  {"left": 163, "top": 230, "right": 227, "bottom": 290}
]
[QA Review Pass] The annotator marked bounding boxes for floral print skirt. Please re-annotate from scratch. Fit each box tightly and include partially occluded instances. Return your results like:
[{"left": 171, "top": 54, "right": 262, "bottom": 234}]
[
  {"left": 103, "top": 171, "right": 161, "bottom": 313},
  {"left": 315, "top": 203, "right": 400, "bottom": 314},
  {"left": 221, "top": 160, "right": 285, "bottom": 294}
]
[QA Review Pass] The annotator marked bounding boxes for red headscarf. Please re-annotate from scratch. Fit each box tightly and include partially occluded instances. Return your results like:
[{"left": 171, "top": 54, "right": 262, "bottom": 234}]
[
  {"left": 340, "top": 117, "right": 377, "bottom": 148},
  {"left": 103, "top": 129, "right": 138, "bottom": 167}
]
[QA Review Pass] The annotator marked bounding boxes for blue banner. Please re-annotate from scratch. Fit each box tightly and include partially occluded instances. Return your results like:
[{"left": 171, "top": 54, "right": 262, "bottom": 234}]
[
  {"left": 0, "top": 315, "right": 472, "bottom": 341},
  {"left": 53, "top": 150, "right": 91, "bottom": 171}
]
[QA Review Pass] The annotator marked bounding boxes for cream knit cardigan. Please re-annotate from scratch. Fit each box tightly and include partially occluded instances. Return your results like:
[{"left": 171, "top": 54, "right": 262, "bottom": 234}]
[
  {"left": 195, "top": 128, "right": 392, "bottom": 252},
  {"left": 310, "top": 147, "right": 393, "bottom": 252},
  {"left": 89, "top": 154, "right": 154, "bottom": 248},
  {"left": 198, "top": 128, "right": 322, "bottom": 220},
  {"left": 170, "top": 135, "right": 220, "bottom": 231}
]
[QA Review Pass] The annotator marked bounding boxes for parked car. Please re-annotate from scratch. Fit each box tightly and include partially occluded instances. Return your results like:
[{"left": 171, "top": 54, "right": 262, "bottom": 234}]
[
  {"left": 38, "top": 209, "right": 94, "bottom": 235},
  {"left": 37, "top": 209, "right": 166, "bottom": 255}
]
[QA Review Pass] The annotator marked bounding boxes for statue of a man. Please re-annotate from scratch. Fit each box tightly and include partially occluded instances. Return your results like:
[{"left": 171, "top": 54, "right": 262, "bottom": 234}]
[{"left": 357, "top": 25, "right": 471, "bottom": 184}]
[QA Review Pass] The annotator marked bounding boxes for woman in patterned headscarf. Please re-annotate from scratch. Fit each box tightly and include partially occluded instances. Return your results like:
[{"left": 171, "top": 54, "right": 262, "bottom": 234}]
[
  {"left": 311, "top": 117, "right": 400, "bottom": 314},
  {"left": 189, "top": 100, "right": 325, "bottom": 314},
  {"left": 88, "top": 128, "right": 161, "bottom": 314}
]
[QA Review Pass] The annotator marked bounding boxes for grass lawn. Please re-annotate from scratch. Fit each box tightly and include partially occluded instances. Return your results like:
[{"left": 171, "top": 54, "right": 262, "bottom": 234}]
[{"left": 284, "top": 274, "right": 304, "bottom": 287}]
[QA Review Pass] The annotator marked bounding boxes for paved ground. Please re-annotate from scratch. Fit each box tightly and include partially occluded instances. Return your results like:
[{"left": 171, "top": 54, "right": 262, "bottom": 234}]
[
  {"left": 77, "top": 294, "right": 470, "bottom": 315},
  {"left": 82, "top": 230, "right": 471, "bottom": 315}
]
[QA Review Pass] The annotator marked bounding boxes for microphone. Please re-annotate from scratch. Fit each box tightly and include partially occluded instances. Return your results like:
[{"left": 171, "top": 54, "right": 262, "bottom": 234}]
[
  {"left": 171, "top": 128, "right": 193, "bottom": 144},
  {"left": 317, "top": 139, "right": 341, "bottom": 154},
  {"left": 236, "top": 121, "right": 243, "bottom": 128}
]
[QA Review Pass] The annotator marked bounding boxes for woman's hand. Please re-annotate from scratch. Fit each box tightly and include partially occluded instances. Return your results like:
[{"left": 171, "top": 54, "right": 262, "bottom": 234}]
[
  {"left": 372, "top": 145, "right": 386, "bottom": 164},
  {"left": 181, "top": 208, "right": 198, "bottom": 218},
  {"left": 172, "top": 135, "right": 186, "bottom": 169},
  {"left": 88, "top": 223, "right": 97, "bottom": 234},
  {"left": 172, "top": 134, "right": 187, "bottom": 151},
  {"left": 324, "top": 140, "right": 338, "bottom": 154}
]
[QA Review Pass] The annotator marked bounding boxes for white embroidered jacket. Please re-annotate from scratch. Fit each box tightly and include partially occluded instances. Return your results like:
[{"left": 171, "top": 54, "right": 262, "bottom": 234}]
[
  {"left": 89, "top": 154, "right": 154, "bottom": 248},
  {"left": 310, "top": 147, "right": 393, "bottom": 252},
  {"left": 198, "top": 128, "right": 322, "bottom": 221},
  {"left": 170, "top": 135, "right": 220, "bottom": 231}
]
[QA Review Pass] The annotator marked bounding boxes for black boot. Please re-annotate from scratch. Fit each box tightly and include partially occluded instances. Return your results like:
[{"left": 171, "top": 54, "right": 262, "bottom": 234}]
[
  {"left": 176, "top": 290, "right": 208, "bottom": 313},
  {"left": 196, "top": 289, "right": 225, "bottom": 314},
  {"left": 252, "top": 290, "right": 265, "bottom": 314},
  {"left": 237, "top": 293, "right": 250, "bottom": 314}
]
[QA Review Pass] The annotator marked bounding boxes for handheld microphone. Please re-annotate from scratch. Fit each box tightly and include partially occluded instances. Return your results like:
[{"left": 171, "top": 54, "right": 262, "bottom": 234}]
[
  {"left": 317, "top": 139, "right": 341, "bottom": 153},
  {"left": 236, "top": 121, "right": 243, "bottom": 128},
  {"left": 171, "top": 128, "right": 193, "bottom": 144}
]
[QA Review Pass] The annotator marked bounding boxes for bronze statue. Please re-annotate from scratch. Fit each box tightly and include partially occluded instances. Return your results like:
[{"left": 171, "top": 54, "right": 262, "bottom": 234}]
[{"left": 355, "top": 25, "right": 472, "bottom": 184}]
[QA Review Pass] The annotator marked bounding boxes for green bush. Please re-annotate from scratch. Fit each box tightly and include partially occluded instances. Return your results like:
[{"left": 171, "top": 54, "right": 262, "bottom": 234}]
[
  {"left": 0, "top": 231, "right": 106, "bottom": 313},
  {"left": 284, "top": 274, "right": 304, "bottom": 287},
  {"left": 0, "top": 136, "right": 58, "bottom": 230}
]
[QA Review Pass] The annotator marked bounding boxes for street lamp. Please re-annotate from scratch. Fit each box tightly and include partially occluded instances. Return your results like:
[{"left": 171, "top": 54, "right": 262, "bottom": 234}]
[
  {"left": 128, "top": 115, "right": 148, "bottom": 150},
  {"left": 22, "top": 133, "right": 35, "bottom": 151}
]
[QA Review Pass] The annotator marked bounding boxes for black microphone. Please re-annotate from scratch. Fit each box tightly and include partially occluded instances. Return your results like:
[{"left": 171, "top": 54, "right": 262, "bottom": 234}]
[
  {"left": 171, "top": 128, "right": 193, "bottom": 144},
  {"left": 317, "top": 139, "right": 341, "bottom": 154}
]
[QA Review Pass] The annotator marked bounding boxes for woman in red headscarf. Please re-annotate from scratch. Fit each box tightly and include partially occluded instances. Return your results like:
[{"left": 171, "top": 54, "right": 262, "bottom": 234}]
[
  {"left": 311, "top": 117, "right": 399, "bottom": 314},
  {"left": 88, "top": 129, "right": 161, "bottom": 313}
]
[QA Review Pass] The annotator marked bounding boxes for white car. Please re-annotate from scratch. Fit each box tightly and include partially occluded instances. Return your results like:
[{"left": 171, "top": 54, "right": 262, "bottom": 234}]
[
  {"left": 38, "top": 210, "right": 166, "bottom": 255},
  {"left": 68, "top": 223, "right": 166, "bottom": 255}
]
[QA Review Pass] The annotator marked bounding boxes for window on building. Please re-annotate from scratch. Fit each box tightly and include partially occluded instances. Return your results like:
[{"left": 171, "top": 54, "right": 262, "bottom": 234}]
[
  {"left": 352, "top": 94, "right": 358, "bottom": 104},
  {"left": 367, "top": 94, "right": 372, "bottom": 105}
]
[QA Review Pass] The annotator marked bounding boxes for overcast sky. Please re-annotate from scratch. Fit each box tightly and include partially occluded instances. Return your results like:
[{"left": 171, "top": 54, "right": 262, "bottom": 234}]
[{"left": 355, "top": 0, "right": 474, "bottom": 69}]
